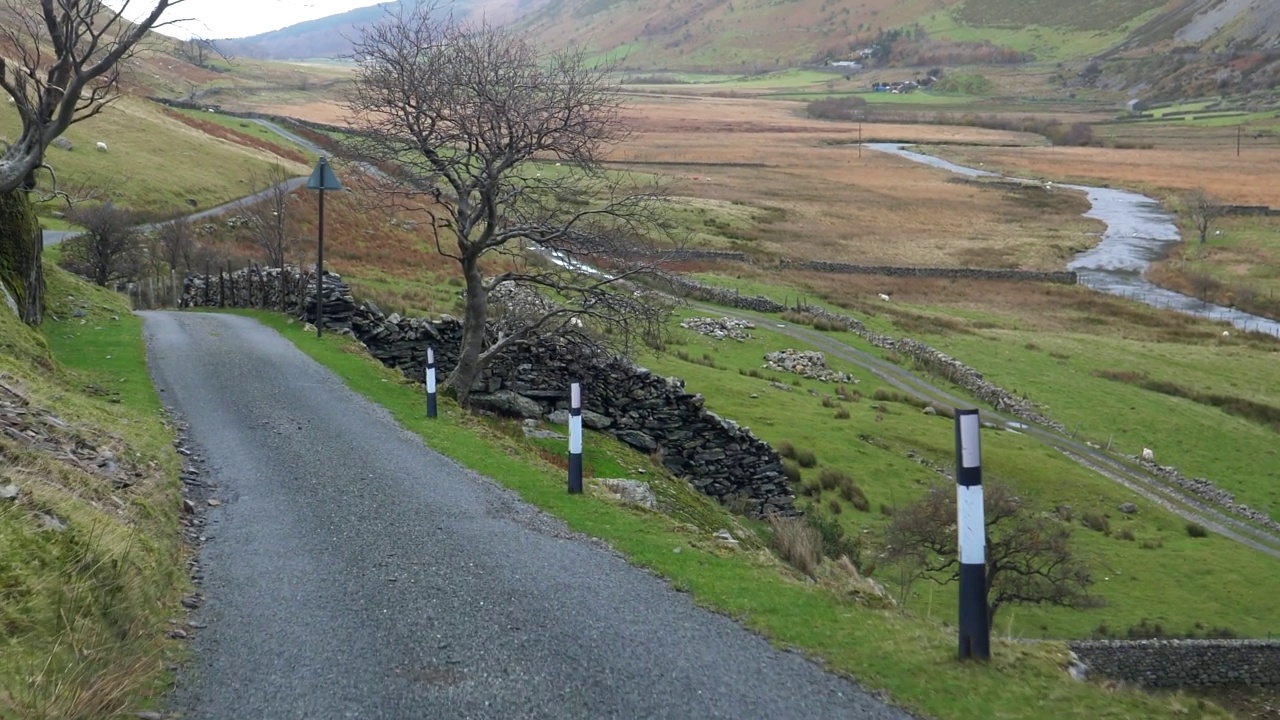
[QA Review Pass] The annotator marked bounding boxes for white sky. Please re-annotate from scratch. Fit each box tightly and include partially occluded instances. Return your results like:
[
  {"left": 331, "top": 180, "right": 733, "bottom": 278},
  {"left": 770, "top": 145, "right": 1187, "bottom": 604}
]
[{"left": 146, "top": 0, "right": 385, "bottom": 40}]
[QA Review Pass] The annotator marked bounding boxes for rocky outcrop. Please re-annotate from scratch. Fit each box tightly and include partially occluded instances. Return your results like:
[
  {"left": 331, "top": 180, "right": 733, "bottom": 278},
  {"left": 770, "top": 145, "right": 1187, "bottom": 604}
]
[
  {"left": 1069, "top": 640, "right": 1280, "bottom": 687},
  {"left": 179, "top": 267, "right": 796, "bottom": 517}
]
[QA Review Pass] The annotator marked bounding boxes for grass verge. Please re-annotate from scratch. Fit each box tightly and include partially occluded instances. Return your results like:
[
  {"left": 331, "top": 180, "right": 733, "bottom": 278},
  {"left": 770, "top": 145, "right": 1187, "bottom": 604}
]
[
  {"left": 234, "top": 307, "right": 1229, "bottom": 720},
  {"left": 0, "top": 265, "right": 184, "bottom": 719}
]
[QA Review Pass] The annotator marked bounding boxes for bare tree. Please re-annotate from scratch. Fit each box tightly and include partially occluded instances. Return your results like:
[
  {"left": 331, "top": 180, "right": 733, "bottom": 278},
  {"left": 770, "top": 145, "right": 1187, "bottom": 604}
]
[
  {"left": 344, "top": 3, "right": 675, "bottom": 406},
  {"left": 1185, "top": 188, "right": 1225, "bottom": 245},
  {"left": 242, "top": 164, "right": 299, "bottom": 268},
  {"left": 0, "top": 0, "right": 185, "bottom": 324},
  {"left": 174, "top": 36, "right": 233, "bottom": 69},
  {"left": 60, "top": 201, "right": 142, "bottom": 286},
  {"left": 154, "top": 217, "right": 195, "bottom": 273},
  {"left": 882, "top": 481, "right": 1099, "bottom": 626}
]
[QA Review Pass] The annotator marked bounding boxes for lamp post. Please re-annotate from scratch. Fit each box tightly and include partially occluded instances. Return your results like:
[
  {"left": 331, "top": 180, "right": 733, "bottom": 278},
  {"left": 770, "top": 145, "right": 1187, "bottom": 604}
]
[{"left": 307, "top": 156, "right": 343, "bottom": 338}]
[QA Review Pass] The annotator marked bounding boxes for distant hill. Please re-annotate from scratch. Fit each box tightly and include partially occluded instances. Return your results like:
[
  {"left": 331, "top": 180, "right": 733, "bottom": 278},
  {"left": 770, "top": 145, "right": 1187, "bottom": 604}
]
[
  {"left": 210, "top": 0, "right": 1280, "bottom": 99},
  {"left": 215, "top": 0, "right": 539, "bottom": 60}
]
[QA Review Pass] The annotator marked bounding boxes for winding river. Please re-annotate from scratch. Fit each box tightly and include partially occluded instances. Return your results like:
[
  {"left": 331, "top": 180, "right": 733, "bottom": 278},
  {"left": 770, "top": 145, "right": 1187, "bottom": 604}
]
[{"left": 866, "top": 143, "right": 1280, "bottom": 338}]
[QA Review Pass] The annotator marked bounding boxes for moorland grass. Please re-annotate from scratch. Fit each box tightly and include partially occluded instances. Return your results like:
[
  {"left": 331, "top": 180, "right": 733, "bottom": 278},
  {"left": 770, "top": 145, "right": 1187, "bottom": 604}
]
[
  {"left": 0, "top": 266, "right": 183, "bottom": 718},
  {"left": 238, "top": 306, "right": 1232, "bottom": 720}
]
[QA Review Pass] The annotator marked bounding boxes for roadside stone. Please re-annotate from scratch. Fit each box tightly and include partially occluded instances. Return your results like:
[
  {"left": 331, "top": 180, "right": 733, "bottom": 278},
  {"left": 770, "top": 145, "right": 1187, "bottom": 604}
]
[
  {"left": 0, "top": 484, "right": 18, "bottom": 501},
  {"left": 1118, "top": 502, "right": 1138, "bottom": 514},
  {"left": 922, "top": 406, "right": 937, "bottom": 415},
  {"left": 594, "top": 478, "right": 658, "bottom": 510},
  {"left": 763, "top": 349, "right": 856, "bottom": 384},
  {"left": 680, "top": 316, "right": 754, "bottom": 341},
  {"left": 470, "top": 390, "right": 543, "bottom": 418}
]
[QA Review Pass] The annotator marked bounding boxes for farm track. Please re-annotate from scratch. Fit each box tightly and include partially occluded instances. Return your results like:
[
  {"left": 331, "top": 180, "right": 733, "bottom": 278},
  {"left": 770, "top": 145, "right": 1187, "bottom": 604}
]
[{"left": 692, "top": 301, "right": 1280, "bottom": 560}]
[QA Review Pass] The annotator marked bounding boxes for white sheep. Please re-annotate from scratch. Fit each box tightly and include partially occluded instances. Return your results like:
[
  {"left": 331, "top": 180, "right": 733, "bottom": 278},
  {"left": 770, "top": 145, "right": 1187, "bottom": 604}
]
[
  {"left": 878, "top": 293, "right": 891, "bottom": 301},
  {"left": 1222, "top": 330, "right": 1230, "bottom": 339},
  {"left": 95, "top": 141, "right": 107, "bottom": 152},
  {"left": 1141, "top": 447, "right": 1154, "bottom": 462}
]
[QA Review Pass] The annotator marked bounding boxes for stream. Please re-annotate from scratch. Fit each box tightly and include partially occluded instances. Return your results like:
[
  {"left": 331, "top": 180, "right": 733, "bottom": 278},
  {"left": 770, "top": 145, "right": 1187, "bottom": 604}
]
[{"left": 866, "top": 143, "right": 1280, "bottom": 338}]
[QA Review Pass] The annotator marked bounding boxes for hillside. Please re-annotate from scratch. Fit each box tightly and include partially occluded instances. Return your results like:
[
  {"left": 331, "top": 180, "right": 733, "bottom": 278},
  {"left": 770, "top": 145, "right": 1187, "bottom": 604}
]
[{"left": 213, "top": 0, "right": 532, "bottom": 60}]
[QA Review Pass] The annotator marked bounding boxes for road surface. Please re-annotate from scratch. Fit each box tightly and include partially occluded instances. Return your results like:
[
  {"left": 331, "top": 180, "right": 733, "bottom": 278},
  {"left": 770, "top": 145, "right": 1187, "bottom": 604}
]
[{"left": 142, "top": 310, "right": 912, "bottom": 720}]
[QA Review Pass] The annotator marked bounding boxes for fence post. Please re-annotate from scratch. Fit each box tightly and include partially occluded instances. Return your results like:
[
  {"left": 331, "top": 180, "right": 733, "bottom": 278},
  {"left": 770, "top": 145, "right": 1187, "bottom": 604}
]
[
  {"left": 955, "top": 408, "right": 989, "bottom": 661},
  {"left": 568, "top": 380, "right": 583, "bottom": 494},
  {"left": 425, "top": 347, "right": 438, "bottom": 419}
]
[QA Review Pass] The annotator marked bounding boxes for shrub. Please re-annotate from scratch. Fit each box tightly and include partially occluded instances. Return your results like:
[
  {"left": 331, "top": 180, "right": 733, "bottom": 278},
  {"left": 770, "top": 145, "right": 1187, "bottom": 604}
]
[
  {"left": 769, "top": 516, "right": 823, "bottom": 577},
  {"left": 879, "top": 503, "right": 894, "bottom": 516},
  {"left": 819, "top": 468, "right": 842, "bottom": 491},
  {"left": 821, "top": 395, "right": 836, "bottom": 408},
  {"left": 795, "top": 448, "right": 818, "bottom": 468},
  {"left": 1117, "top": 527, "right": 1136, "bottom": 541},
  {"left": 799, "top": 480, "right": 821, "bottom": 498},
  {"left": 828, "top": 498, "right": 843, "bottom": 514},
  {"left": 1140, "top": 538, "right": 1163, "bottom": 550},
  {"left": 1186, "top": 522, "right": 1209, "bottom": 538},
  {"left": 1081, "top": 511, "right": 1110, "bottom": 534},
  {"left": 803, "top": 509, "right": 862, "bottom": 564},
  {"left": 781, "top": 460, "right": 802, "bottom": 484},
  {"left": 834, "top": 406, "right": 851, "bottom": 420},
  {"left": 777, "top": 441, "right": 796, "bottom": 459}
]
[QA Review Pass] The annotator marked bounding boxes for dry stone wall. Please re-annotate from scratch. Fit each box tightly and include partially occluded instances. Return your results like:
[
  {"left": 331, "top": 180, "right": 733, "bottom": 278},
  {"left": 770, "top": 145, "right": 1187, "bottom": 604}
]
[
  {"left": 1068, "top": 640, "right": 1280, "bottom": 687},
  {"left": 780, "top": 259, "right": 1078, "bottom": 285},
  {"left": 180, "top": 267, "right": 796, "bottom": 517}
]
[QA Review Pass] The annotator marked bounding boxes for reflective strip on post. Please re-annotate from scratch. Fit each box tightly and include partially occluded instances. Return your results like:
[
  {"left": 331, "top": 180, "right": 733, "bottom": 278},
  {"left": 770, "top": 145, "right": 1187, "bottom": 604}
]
[
  {"left": 955, "top": 408, "right": 990, "bottom": 661},
  {"left": 568, "top": 381, "right": 583, "bottom": 494}
]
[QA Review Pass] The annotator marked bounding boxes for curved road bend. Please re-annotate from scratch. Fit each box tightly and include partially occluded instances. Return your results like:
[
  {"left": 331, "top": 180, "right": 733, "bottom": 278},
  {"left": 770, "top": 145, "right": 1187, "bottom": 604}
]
[{"left": 142, "top": 310, "right": 912, "bottom": 720}]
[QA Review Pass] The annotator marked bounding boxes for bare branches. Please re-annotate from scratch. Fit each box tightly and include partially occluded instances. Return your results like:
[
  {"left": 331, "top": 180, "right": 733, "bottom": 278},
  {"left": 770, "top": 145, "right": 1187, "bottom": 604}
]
[
  {"left": 344, "top": 1, "right": 674, "bottom": 405},
  {"left": 60, "top": 201, "right": 143, "bottom": 286},
  {"left": 0, "top": 0, "right": 187, "bottom": 193},
  {"left": 241, "top": 163, "right": 300, "bottom": 268},
  {"left": 1185, "top": 188, "right": 1224, "bottom": 245},
  {"left": 882, "top": 481, "right": 1099, "bottom": 625}
]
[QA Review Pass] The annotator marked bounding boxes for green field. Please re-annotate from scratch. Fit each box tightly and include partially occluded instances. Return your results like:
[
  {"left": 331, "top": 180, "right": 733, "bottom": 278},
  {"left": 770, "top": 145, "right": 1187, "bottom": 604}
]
[{"left": 237, "top": 307, "right": 1233, "bottom": 719}]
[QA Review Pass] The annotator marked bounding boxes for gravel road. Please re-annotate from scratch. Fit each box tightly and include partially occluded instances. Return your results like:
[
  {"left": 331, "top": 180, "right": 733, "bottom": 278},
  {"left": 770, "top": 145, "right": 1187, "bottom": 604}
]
[{"left": 142, "top": 310, "right": 912, "bottom": 720}]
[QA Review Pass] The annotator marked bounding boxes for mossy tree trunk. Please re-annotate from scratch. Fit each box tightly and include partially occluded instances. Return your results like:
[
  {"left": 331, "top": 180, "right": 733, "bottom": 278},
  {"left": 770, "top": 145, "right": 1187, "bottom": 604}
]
[{"left": 0, "top": 189, "right": 44, "bottom": 325}]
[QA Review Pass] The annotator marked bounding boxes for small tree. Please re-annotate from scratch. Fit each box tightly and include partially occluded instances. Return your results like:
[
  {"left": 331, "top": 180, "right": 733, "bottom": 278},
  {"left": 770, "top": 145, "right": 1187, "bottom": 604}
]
[
  {"left": 1186, "top": 188, "right": 1224, "bottom": 245},
  {"left": 344, "top": 3, "right": 675, "bottom": 406},
  {"left": 60, "top": 201, "right": 142, "bottom": 286},
  {"left": 242, "top": 164, "right": 299, "bottom": 268},
  {"left": 154, "top": 217, "right": 195, "bottom": 273},
  {"left": 0, "top": 0, "right": 185, "bottom": 324},
  {"left": 882, "top": 481, "right": 1099, "bottom": 626}
]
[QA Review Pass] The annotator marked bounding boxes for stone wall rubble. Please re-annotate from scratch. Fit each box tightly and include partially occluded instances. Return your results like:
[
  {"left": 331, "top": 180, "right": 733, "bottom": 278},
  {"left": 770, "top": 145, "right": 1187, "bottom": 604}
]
[
  {"left": 1068, "top": 640, "right": 1280, "bottom": 687},
  {"left": 180, "top": 266, "right": 796, "bottom": 517},
  {"left": 680, "top": 317, "right": 754, "bottom": 341},
  {"left": 780, "top": 259, "right": 1079, "bottom": 285},
  {"left": 763, "top": 350, "right": 856, "bottom": 384}
]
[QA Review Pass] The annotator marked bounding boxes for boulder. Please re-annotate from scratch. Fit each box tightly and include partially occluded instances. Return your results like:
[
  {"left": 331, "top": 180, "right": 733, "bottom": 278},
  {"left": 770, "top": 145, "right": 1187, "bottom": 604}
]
[
  {"left": 594, "top": 478, "right": 658, "bottom": 510},
  {"left": 470, "top": 390, "right": 543, "bottom": 419}
]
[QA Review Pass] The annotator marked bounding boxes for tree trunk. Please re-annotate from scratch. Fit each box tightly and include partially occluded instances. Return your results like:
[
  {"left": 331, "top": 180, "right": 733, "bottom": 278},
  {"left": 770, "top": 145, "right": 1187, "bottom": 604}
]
[
  {"left": 0, "top": 189, "right": 44, "bottom": 325},
  {"left": 445, "top": 256, "right": 489, "bottom": 407}
]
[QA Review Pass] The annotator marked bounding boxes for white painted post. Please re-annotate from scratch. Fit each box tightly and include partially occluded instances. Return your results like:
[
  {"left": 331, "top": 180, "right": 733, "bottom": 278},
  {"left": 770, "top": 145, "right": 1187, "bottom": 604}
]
[
  {"left": 955, "top": 408, "right": 990, "bottom": 660},
  {"left": 425, "top": 346, "right": 437, "bottom": 419},
  {"left": 568, "top": 381, "right": 583, "bottom": 494}
]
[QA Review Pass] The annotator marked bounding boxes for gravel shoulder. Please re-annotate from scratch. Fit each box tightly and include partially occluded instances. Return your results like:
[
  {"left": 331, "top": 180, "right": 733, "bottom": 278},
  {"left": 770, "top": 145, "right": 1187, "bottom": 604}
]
[{"left": 141, "top": 310, "right": 912, "bottom": 720}]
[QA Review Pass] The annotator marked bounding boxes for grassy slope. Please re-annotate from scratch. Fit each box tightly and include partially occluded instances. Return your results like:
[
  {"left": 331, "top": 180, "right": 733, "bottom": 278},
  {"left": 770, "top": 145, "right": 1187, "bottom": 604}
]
[
  {"left": 0, "top": 98, "right": 310, "bottom": 218},
  {"left": 0, "top": 265, "right": 183, "bottom": 719},
  {"left": 638, "top": 309, "right": 1280, "bottom": 641},
  {"left": 235, "top": 307, "right": 1229, "bottom": 720}
]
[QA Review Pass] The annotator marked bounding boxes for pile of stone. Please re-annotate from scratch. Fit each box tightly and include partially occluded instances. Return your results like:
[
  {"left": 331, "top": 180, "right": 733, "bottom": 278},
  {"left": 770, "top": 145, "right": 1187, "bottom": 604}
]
[
  {"left": 680, "top": 316, "right": 754, "bottom": 341},
  {"left": 1137, "top": 457, "right": 1280, "bottom": 534},
  {"left": 763, "top": 349, "right": 856, "bottom": 384}
]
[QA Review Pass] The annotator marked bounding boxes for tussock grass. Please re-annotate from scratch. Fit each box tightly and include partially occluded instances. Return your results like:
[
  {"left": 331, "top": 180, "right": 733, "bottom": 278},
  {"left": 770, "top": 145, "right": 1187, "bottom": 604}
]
[{"left": 0, "top": 265, "right": 183, "bottom": 718}]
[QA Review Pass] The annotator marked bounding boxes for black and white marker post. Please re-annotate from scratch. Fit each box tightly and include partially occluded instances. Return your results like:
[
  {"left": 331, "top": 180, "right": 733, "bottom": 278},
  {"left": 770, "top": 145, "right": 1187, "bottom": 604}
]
[
  {"left": 955, "top": 408, "right": 990, "bottom": 660},
  {"left": 568, "top": 381, "right": 583, "bottom": 494},
  {"left": 425, "top": 347, "right": 438, "bottom": 419}
]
